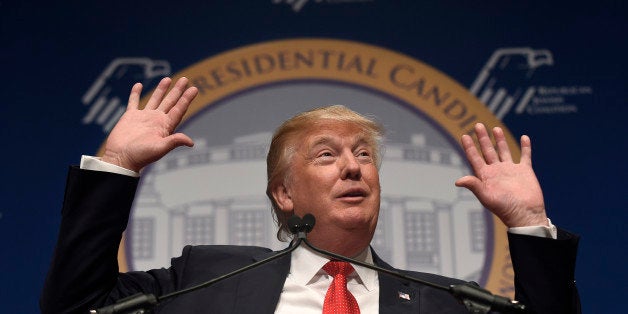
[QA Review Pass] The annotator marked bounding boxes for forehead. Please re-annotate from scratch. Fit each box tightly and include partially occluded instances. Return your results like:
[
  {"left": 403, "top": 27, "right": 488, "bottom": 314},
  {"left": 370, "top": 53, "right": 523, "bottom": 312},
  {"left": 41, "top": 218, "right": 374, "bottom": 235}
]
[
  {"left": 293, "top": 121, "right": 377, "bottom": 155},
  {"left": 298, "top": 120, "right": 370, "bottom": 145}
]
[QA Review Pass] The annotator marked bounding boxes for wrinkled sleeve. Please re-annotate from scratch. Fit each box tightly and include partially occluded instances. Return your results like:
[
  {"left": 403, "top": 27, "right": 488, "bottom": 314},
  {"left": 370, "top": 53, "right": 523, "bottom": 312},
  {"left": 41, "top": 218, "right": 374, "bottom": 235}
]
[
  {"left": 509, "top": 229, "right": 581, "bottom": 314},
  {"left": 40, "top": 166, "right": 184, "bottom": 314}
]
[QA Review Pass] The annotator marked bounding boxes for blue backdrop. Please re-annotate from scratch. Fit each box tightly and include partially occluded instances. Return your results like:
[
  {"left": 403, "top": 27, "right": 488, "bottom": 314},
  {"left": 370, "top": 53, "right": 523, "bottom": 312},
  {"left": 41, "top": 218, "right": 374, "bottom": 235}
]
[{"left": 1, "top": 1, "right": 626, "bottom": 312}]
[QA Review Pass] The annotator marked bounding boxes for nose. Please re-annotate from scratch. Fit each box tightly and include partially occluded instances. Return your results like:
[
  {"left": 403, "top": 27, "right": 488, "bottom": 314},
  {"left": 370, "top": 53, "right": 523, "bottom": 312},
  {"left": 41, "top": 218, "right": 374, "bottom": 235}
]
[{"left": 340, "top": 152, "right": 361, "bottom": 180}]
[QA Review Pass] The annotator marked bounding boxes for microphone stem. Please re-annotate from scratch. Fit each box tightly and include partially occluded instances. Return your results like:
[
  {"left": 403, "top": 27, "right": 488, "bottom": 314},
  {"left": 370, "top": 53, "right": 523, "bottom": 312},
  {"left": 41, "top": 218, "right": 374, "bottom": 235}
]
[
  {"left": 92, "top": 238, "right": 304, "bottom": 313},
  {"left": 92, "top": 215, "right": 523, "bottom": 313},
  {"left": 159, "top": 237, "right": 303, "bottom": 302},
  {"left": 302, "top": 239, "right": 448, "bottom": 291},
  {"left": 302, "top": 239, "right": 525, "bottom": 313}
]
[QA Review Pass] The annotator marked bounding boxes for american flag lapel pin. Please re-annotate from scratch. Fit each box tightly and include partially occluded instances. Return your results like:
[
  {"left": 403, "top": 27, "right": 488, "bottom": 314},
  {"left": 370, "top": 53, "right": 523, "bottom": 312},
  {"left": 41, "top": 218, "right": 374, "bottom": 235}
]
[{"left": 398, "top": 291, "right": 411, "bottom": 301}]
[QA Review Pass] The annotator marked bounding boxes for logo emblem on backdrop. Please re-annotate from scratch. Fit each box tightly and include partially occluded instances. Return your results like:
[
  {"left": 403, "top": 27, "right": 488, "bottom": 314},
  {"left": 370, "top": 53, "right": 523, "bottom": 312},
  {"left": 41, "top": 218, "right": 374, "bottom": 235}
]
[
  {"left": 117, "top": 39, "right": 515, "bottom": 296},
  {"left": 82, "top": 47, "right": 594, "bottom": 138},
  {"left": 82, "top": 58, "right": 170, "bottom": 132},
  {"left": 471, "top": 48, "right": 592, "bottom": 118},
  {"left": 88, "top": 40, "right": 584, "bottom": 296}
]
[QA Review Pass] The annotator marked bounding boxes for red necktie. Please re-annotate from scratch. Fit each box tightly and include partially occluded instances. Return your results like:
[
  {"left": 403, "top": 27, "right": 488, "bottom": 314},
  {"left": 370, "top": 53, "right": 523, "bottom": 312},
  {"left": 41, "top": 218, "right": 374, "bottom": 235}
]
[{"left": 322, "top": 261, "right": 360, "bottom": 314}]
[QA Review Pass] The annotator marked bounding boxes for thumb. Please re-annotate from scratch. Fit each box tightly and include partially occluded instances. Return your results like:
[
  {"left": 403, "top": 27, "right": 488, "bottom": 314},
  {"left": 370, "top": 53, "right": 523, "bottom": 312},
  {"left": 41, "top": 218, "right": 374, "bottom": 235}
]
[
  {"left": 165, "top": 133, "right": 195, "bottom": 150},
  {"left": 455, "top": 176, "right": 481, "bottom": 194}
]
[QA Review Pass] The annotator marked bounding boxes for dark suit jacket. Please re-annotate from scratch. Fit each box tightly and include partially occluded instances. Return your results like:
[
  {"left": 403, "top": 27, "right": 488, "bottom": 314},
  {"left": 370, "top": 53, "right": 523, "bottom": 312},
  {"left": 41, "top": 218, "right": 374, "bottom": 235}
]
[{"left": 41, "top": 167, "right": 580, "bottom": 313}]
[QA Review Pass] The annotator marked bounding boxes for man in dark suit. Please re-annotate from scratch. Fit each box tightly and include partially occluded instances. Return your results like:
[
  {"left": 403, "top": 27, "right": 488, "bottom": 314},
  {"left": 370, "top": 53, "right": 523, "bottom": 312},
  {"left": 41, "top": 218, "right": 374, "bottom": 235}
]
[{"left": 41, "top": 77, "right": 580, "bottom": 313}]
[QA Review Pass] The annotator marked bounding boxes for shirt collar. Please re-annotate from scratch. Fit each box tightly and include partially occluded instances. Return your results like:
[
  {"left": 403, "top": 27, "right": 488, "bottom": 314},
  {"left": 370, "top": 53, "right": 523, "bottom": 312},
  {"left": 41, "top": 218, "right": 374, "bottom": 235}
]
[{"left": 289, "top": 244, "right": 378, "bottom": 291}]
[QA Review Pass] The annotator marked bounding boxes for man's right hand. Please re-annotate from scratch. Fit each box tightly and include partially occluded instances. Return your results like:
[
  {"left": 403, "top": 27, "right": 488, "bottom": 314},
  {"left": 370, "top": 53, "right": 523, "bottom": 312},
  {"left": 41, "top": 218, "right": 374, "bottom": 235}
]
[{"left": 101, "top": 77, "right": 198, "bottom": 172}]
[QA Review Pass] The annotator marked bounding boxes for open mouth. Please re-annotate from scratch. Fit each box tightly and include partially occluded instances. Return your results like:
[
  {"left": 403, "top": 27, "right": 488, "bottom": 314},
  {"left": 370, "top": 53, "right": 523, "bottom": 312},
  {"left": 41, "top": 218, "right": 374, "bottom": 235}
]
[{"left": 339, "top": 189, "right": 367, "bottom": 198}]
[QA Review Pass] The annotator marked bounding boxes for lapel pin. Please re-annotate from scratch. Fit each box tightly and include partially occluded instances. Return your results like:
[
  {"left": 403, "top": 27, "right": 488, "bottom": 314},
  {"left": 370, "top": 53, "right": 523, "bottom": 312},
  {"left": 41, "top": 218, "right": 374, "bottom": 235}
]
[{"left": 398, "top": 291, "right": 411, "bottom": 301}]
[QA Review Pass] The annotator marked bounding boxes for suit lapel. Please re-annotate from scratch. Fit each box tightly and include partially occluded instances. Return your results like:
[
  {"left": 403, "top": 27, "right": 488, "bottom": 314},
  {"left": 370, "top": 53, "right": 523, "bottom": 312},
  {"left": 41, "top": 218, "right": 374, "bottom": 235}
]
[
  {"left": 222, "top": 247, "right": 464, "bottom": 313},
  {"left": 232, "top": 250, "right": 291, "bottom": 314},
  {"left": 373, "top": 250, "right": 421, "bottom": 314},
  {"left": 373, "top": 249, "right": 471, "bottom": 314},
  {"left": 379, "top": 274, "right": 421, "bottom": 314}
]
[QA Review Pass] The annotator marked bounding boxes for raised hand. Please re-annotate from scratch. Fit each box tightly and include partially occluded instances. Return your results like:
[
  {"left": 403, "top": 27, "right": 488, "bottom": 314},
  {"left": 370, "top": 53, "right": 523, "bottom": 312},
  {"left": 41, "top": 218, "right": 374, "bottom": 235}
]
[
  {"left": 101, "top": 77, "right": 198, "bottom": 172},
  {"left": 455, "top": 123, "right": 548, "bottom": 227}
]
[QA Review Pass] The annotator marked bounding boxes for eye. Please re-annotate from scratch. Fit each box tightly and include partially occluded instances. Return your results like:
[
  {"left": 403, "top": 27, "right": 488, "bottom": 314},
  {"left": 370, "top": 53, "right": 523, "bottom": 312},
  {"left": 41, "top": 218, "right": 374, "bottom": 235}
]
[
  {"left": 356, "top": 150, "right": 373, "bottom": 162},
  {"left": 355, "top": 148, "right": 371, "bottom": 157},
  {"left": 318, "top": 151, "right": 334, "bottom": 158}
]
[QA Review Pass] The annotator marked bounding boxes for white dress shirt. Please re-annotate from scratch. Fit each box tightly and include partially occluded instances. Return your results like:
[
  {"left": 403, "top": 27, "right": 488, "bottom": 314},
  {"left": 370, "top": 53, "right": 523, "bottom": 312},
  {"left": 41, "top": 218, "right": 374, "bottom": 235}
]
[{"left": 274, "top": 245, "right": 379, "bottom": 313}]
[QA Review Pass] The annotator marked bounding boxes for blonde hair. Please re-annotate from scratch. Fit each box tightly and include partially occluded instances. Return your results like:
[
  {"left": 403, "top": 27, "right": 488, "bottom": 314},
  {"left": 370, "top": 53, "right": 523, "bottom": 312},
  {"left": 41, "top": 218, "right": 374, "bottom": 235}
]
[{"left": 266, "top": 105, "right": 384, "bottom": 241}]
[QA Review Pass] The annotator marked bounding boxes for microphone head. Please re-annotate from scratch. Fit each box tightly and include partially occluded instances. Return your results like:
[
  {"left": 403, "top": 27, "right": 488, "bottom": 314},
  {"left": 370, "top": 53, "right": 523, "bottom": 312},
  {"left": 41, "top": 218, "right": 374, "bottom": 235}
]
[
  {"left": 287, "top": 215, "right": 303, "bottom": 234},
  {"left": 302, "top": 214, "right": 316, "bottom": 233}
]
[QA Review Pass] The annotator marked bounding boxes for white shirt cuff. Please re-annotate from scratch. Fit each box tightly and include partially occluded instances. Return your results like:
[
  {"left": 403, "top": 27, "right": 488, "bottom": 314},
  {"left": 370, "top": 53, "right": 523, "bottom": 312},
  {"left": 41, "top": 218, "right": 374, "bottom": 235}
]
[
  {"left": 80, "top": 155, "right": 139, "bottom": 177},
  {"left": 508, "top": 218, "right": 557, "bottom": 239}
]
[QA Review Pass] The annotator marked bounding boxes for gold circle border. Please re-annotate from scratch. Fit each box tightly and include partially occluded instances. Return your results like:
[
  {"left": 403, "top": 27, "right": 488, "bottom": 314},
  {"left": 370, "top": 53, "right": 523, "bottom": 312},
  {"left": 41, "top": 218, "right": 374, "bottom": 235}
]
[{"left": 117, "top": 38, "right": 520, "bottom": 296}]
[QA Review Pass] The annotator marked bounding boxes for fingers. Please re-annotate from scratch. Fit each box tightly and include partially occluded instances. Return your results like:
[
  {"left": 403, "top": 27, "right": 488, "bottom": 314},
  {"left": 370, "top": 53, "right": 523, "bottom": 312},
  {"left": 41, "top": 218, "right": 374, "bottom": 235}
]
[
  {"left": 157, "top": 77, "right": 190, "bottom": 113},
  {"left": 493, "top": 126, "right": 512, "bottom": 162},
  {"left": 127, "top": 83, "right": 143, "bottom": 110},
  {"left": 475, "top": 123, "right": 500, "bottom": 164},
  {"left": 145, "top": 77, "right": 172, "bottom": 110},
  {"left": 142, "top": 77, "right": 196, "bottom": 117},
  {"left": 464, "top": 123, "right": 515, "bottom": 165},
  {"left": 168, "top": 85, "right": 198, "bottom": 124},
  {"left": 520, "top": 135, "right": 532, "bottom": 165},
  {"left": 460, "top": 133, "right": 485, "bottom": 174},
  {"left": 463, "top": 123, "right": 533, "bottom": 166}
]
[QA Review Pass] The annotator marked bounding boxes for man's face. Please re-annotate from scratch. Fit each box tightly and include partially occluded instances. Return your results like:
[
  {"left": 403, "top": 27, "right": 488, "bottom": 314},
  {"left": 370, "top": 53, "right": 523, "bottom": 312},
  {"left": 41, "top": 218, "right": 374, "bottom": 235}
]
[{"left": 279, "top": 120, "right": 381, "bottom": 245}]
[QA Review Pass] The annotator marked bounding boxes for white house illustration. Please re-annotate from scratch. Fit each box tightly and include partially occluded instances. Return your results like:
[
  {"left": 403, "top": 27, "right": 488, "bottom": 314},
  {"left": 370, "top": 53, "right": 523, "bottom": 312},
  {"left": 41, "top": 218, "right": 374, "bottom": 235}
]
[{"left": 129, "top": 132, "right": 487, "bottom": 282}]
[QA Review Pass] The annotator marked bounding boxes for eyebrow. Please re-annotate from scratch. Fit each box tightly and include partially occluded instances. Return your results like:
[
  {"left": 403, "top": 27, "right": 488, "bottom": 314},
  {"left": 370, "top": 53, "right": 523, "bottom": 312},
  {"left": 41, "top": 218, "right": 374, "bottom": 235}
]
[
  {"left": 307, "top": 134, "right": 371, "bottom": 151},
  {"left": 309, "top": 136, "right": 335, "bottom": 148}
]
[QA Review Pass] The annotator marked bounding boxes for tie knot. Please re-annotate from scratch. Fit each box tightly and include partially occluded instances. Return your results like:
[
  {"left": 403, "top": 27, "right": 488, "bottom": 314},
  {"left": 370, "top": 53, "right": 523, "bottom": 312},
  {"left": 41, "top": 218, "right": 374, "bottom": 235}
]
[{"left": 323, "top": 260, "right": 355, "bottom": 278}]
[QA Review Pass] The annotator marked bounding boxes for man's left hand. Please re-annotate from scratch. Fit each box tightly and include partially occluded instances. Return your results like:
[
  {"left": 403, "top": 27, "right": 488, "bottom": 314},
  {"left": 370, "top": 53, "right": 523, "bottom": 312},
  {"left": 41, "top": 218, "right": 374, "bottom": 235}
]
[{"left": 455, "top": 123, "right": 548, "bottom": 227}]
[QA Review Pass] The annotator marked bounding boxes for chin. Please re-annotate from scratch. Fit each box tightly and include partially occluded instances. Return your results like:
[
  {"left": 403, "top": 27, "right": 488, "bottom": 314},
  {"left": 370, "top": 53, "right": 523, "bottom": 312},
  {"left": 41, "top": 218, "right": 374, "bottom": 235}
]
[{"left": 335, "top": 212, "right": 377, "bottom": 230}]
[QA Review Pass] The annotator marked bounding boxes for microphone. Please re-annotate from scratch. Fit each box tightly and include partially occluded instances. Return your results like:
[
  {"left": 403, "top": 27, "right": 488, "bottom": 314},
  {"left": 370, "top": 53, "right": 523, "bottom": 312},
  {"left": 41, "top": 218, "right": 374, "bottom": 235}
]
[
  {"left": 302, "top": 213, "right": 315, "bottom": 233},
  {"left": 288, "top": 214, "right": 304, "bottom": 234},
  {"left": 89, "top": 293, "right": 157, "bottom": 314},
  {"left": 300, "top": 214, "right": 526, "bottom": 314},
  {"left": 91, "top": 215, "right": 311, "bottom": 314}
]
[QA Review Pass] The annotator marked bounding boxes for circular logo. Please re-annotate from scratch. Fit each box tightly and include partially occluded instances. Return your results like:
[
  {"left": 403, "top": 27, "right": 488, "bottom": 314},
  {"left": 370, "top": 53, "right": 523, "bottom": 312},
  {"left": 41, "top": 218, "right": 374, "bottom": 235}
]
[{"left": 116, "top": 39, "right": 520, "bottom": 296}]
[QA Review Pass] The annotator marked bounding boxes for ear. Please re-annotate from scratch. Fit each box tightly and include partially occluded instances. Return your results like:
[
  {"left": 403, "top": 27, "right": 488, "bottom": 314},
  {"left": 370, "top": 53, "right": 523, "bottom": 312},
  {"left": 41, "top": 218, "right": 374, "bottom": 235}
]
[{"left": 271, "top": 182, "right": 294, "bottom": 213}]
